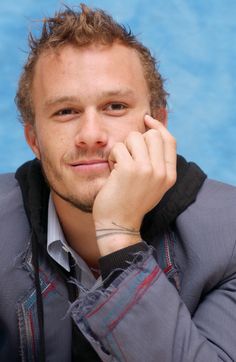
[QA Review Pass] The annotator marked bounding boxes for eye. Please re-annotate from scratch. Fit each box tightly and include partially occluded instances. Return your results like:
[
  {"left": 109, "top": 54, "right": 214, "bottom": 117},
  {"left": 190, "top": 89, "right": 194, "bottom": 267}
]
[
  {"left": 55, "top": 108, "right": 78, "bottom": 116},
  {"left": 108, "top": 103, "right": 126, "bottom": 110},
  {"left": 105, "top": 103, "right": 128, "bottom": 115},
  {"left": 52, "top": 108, "right": 80, "bottom": 122}
]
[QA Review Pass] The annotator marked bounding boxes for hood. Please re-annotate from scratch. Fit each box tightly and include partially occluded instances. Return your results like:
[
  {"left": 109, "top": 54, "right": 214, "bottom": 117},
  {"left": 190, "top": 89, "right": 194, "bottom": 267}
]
[
  {"left": 15, "top": 155, "right": 207, "bottom": 244},
  {"left": 141, "top": 155, "right": 207, "bottom": 240}
]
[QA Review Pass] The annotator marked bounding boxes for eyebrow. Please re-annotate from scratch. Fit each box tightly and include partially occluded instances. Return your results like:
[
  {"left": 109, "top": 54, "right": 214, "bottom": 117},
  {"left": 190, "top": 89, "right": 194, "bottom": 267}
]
[
  {"left": 100, "top": 89, "right": 136, "bottom": 98},
  {"left": 43, "top": 88, "right": 136, "bottom": 109},
  {"left": 43, "top": 96, "right": 80, "bottom": 110}
]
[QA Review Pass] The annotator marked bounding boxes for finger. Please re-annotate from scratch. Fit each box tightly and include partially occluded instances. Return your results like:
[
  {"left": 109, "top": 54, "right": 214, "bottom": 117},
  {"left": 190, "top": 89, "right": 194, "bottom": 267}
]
[
  {"left": 124, "top": 131, "right": 150, "bottom": 164},
  {"left": 108, "top": 142, "right": 132, "bottom": 170},
  {"left": 144, "top": 114, "right": 162, "bottom": 130},
  {"left": 144, "top": 115, "right": 177, "bottom": 184},
  {"left": 143, "top": 128, "right": 166, "bottom": 175},
  {"left": 144, "top": 115, "right": 167, "bottom": 167}
]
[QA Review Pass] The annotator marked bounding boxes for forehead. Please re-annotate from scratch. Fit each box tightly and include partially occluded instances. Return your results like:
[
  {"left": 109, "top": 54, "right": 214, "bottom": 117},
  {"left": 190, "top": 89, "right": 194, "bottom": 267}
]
[
  {"left": 32, "top": 43, "right": 149, "bottom": 104},
  {"left": 35, "top": 42, "right": 146, "bottom": 80}
]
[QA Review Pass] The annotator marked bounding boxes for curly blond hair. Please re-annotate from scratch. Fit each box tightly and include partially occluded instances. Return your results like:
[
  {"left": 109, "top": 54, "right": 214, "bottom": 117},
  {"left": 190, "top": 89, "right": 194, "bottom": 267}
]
[{"left": 15, "top": 4, "right": 168, "bottom": 125}]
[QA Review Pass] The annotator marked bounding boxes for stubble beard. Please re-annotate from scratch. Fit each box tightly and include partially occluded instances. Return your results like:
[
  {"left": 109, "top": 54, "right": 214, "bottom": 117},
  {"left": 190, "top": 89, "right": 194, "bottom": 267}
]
[
  {"left": 50, "top": 187, "right": 95, "bottom": 213},
  {"left": 40, "top": 154, "right": 106, "bottom": 213}
]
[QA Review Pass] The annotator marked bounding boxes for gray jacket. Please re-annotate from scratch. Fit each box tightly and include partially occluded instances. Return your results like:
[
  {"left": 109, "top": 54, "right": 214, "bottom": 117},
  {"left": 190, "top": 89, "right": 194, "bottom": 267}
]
[{"left": 0, "top": 169, "right": 236, "bottom": 361}]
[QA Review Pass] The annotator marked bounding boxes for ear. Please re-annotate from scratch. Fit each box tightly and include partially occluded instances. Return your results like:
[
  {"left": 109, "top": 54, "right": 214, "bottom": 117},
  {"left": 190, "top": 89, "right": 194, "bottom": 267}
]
[
  {"left": 24, "top": 124, "right": 41, "bottom": 160},
  {"left": 152, "top": 108, "right": 168, "bottom": 127}
]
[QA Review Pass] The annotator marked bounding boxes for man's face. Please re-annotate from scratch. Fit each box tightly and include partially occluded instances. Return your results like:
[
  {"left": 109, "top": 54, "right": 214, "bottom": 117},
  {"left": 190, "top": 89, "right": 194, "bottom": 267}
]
[{"left": 26, "top": 43, "right": 152, "bottom": 212}]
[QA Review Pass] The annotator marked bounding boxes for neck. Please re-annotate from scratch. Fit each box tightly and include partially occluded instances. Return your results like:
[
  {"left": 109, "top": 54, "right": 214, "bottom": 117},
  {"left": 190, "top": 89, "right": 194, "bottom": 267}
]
[{"left": 52, "top": 192, "right": 100, "bottom": 268}]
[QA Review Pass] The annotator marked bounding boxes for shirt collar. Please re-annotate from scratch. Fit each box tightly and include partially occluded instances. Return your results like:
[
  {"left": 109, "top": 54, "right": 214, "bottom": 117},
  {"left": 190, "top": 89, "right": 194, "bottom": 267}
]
[
  {"left": 47, "top": 194, "right": 71, "bottom": 271},
  {"left": 47, "top": 194, "right": 98, "bottom": 282}
]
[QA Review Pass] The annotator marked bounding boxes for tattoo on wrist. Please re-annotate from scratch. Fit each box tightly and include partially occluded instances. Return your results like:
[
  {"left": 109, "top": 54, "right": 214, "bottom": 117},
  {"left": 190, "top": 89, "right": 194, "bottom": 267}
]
[{"left": 96, "top": 222, "right": 140, "bottom": 240}]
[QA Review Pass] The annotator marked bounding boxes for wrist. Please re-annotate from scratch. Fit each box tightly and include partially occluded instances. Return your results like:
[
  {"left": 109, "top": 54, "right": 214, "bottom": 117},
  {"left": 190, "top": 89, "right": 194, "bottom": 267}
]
[
  {"left": 95, "top": 221, "right": 141, "bottom": 256},
  {"left": 97, "top": 234, "right": 141, "bottom": 256}
]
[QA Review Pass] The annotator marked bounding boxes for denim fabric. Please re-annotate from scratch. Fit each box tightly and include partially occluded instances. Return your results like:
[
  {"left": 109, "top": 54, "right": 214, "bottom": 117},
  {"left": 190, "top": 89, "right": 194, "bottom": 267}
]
[
  {"left": 70, "top": 233, "right": 180, "bottom": 361},
  {"left": 1, "top": 174, "right": 236, "bottom": 361},
  {"left": 70, "top": 180, "right": 236, "bottom": 361}
]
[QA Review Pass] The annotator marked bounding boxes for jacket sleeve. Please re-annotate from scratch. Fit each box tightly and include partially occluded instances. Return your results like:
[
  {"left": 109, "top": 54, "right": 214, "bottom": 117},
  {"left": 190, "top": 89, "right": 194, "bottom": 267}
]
[{"left": 71, "top": 244, "right": 236, "bottom": 362}]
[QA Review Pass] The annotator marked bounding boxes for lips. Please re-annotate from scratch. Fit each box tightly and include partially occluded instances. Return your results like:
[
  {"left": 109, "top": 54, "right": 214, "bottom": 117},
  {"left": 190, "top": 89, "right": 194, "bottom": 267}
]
[
  {"left": 69, "top": 159, "right": 109, "bottom": 173},
  {"left": 70, "top": 159, "right": 108, "bottom": 166}
]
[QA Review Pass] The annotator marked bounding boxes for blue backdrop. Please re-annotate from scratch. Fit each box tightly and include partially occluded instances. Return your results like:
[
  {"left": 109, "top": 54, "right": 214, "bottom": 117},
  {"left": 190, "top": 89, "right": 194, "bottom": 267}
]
[{"left": 1, "top": 0, "right": 235, "bottom": 185}]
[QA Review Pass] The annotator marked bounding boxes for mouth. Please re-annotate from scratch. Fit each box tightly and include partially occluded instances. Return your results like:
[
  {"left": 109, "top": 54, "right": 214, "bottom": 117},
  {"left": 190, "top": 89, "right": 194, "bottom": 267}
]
[
  {"left": 69, "top": 159, "right": 110, "bottom": 173},
  {"left": 71, "top": 159, "right": 107, "bottom": 166}
]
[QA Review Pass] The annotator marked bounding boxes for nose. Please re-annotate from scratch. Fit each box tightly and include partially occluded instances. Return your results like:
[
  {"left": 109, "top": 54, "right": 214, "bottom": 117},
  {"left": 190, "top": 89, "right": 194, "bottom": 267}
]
[{"left": 75, "top": 111, "right": 108, "bottom": 150}]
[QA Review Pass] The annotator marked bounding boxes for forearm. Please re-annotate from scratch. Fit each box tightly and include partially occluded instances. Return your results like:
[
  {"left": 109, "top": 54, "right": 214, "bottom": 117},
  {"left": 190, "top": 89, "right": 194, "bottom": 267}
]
[{"left": 71, "top": 246, "right": 236, "bottom": 361}]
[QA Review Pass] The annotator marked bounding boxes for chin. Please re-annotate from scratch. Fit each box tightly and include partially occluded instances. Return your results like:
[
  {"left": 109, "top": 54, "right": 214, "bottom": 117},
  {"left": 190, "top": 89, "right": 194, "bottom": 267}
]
[
  {"left": 50, "top": 171, "right": 108, "bottom": 211},
  {"left": 66, "top": 177, "right": 106, "bottom": 209}
]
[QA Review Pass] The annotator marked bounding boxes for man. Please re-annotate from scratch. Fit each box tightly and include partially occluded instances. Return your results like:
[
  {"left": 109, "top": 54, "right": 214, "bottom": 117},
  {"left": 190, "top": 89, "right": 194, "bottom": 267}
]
[{"left": 1, "top": 4, "right": 236, "bottom": 361}]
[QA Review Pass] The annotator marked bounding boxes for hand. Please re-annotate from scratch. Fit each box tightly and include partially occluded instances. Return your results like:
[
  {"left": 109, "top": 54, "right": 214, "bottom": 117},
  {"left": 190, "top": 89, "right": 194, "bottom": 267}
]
[{"left": 93, "top": 115, "right": 177, "bottom": 255}]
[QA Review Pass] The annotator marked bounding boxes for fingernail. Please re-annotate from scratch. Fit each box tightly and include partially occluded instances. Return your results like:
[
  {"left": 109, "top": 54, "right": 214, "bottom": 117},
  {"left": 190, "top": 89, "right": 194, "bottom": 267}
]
[
  {"left": 144, "top": 114, "right": 152, "bottom": 120},
  {"left": 144, "top": 114, "right": 158, "bottom": 122}
]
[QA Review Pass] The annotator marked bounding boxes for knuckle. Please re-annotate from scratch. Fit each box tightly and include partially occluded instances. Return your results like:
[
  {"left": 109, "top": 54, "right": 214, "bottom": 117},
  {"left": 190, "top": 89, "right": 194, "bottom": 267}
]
[
  {"left": 126, "top": 163, "right": 136, "bottom": 174},
  {"left": 154, "top": 167, "right": 166, "bottom": 182},
  {"left": 126, "top": 131, "right": 141, "bottom": 142},
  {"left": 166, "top": 133, "right": 176, "bottom": 147},
  {"left": 163, "top": 172, "right": 177, "bottom": 190},
  {"left": 141, "top": 164, "right": 153, "bottom": 177},
  {"left": 112, "top": 142, "right": 123, "bottom": 151},
  {"left": 171, "top": 136, "right": 177, "bottom": 148},
  {"left": 145, "top": 129, "right": 160, "bottom": 138},
  {"left": 169, "top": 172, "right": 177, "bottom": 186}
]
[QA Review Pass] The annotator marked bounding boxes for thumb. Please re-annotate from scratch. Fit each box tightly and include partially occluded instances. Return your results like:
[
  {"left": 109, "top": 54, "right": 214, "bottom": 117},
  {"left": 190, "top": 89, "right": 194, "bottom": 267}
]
[{"left": 108, "top": 142, "right": 130, "bottom": 171}]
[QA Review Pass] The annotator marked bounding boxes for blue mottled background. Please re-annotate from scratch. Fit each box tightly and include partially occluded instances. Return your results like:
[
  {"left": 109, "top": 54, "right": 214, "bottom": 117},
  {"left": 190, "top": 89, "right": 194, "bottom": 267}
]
[{"left": 1, "top": 0, "right": 235, "bottom": 184}]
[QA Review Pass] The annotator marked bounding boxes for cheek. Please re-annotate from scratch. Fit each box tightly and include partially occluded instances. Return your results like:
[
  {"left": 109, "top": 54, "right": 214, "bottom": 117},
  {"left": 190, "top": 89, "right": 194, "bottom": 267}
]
[
  {"left": 138, "top": 122, "right": 147, "bottom": 133},
  {"left": 118, "top": 111, "right": 146, "bottom": 131},
  {"left": 110, "top": 121, "right": 146, "bottom": 143},
  {"left": 123, "top": 118, "right": 146, "bottom": 135},
  {"left": 36, "top": 130, "right": 66, "bottom": 163}
]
